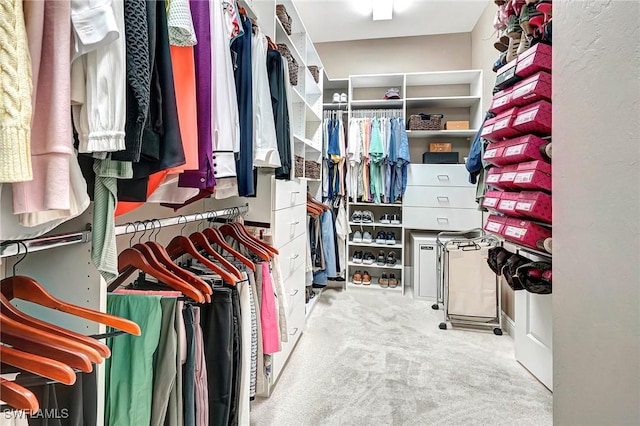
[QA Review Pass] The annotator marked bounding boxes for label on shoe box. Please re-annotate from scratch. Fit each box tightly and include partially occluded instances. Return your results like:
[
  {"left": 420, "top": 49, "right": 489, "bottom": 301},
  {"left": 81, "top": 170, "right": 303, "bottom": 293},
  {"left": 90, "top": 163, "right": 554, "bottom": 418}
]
[
  {"left": 484, "top": 148, "right": 498, "bottom": 159},
  {"left": 484, "top": 197, "right": 499, "bottom": 207},
  {"left": 493, "top": 117, "right": 511, "bottom": 131},
  {"left": 514, "top": 110, "right": 537, "bottom": 125},
  {"left": 486, "top": 221, "right": 503, "bottom": 233},
  {"left": 500, "top": 172, "right": 517, "bottom": 182},
  {"left": 487, "top": 174, "right": 501, "bottom": 183},
  {"left": 499, "top": 200, "right": 517, "bottom": 210},
  {"left": 515, "top": 171, "right": 535, "bottom": 183},
  {"left": 516, "top": 201, "right": 533, "bottom": 211},
  {"left": 513, "top": 82, "right": 537, "bottom": 100},
  {"left": 505, "top": 226, "right": 527, "bottom": 238},
  {"left": 505, "top": 144, "right": 525, "bottom": 156}
]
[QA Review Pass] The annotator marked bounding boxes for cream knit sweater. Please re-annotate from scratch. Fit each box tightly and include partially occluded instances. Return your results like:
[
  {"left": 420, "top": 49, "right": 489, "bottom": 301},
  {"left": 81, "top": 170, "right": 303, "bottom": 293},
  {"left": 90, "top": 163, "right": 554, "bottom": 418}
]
[{"left": 0, "top": 0, "right": 33, "bottom": 183}]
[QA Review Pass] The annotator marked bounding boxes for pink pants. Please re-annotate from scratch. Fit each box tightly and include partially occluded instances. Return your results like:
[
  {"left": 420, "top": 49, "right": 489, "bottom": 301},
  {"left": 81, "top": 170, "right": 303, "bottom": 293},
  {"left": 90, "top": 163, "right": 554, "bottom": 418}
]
[{"left": 260, "top": 262, "right": 280, "bottom": 354}]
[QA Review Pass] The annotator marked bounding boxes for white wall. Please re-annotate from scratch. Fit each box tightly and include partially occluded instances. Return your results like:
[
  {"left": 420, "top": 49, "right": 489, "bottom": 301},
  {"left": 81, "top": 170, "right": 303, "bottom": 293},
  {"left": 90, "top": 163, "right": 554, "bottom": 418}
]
[
  {"left": 316, "top": 33, "right": 472, "bottom": 79},
  {"left": 553, "top": 1, "right": 640, "bottom": 424},
  {"left": 471, "top": 1, "right": 497, "bottom": 113}
]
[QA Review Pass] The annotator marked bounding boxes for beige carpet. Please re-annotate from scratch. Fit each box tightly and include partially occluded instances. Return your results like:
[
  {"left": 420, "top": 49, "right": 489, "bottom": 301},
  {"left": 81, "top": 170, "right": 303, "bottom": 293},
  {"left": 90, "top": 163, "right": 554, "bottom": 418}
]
[{"left": 250, "top": 288, "right": 552, "bottom": 426}]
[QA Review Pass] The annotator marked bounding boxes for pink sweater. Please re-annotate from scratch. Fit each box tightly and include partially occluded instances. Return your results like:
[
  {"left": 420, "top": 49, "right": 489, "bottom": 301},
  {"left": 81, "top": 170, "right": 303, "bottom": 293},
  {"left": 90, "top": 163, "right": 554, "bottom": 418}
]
[{"left": 11, "top": 0, "right": 73, "bottom": 216}]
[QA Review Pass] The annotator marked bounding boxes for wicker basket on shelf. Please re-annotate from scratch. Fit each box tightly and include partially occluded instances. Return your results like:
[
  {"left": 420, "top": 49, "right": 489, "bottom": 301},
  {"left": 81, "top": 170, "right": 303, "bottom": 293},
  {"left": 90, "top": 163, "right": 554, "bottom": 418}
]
[
  {"left": 277, "top": 43, "right": 299, "bottom": 86},
  {"left": 308, "top": 65, "right": 320, "bottom": 83},
  {"left": 294, "top": 155, "right": 304, "bottom": 178},
  {"left": 408, "top": 113, "right": 444, "bottom": 130},
  {"left": 276, "top": 4, "right": 292, "bottom": 35},
  {"left": 304, "top": 160, "right": 321, "bottom": 179}
]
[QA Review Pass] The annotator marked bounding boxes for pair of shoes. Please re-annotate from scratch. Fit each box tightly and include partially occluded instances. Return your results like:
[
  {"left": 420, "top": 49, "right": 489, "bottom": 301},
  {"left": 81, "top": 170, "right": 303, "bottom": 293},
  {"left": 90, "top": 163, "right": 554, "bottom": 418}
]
[
  {"left": 379, "top": 213, "right": 401, "bottom": 224},
  {"left": 351, "top": 210, "right": 373, "bottom": 223},
  {"left": 332, "top": 92, "right": 348, "bottom": 103},
  {"left": 353, "top": 270, "right": 371, "bottom": 285},
  {"left": 375, "top": 231, "right": 396, "bottom": 245},
  {"left": 353, "top": 251, "right": 376, "bottom": 265},
  {"left": 375, "top": 251, "right": 397, "bottom": 266},
  {"left": 379, "top": 273, "right": 399, "bottom": 288},
  {"left": 353, "top": 231, "right": 373, "bottom": 244}
]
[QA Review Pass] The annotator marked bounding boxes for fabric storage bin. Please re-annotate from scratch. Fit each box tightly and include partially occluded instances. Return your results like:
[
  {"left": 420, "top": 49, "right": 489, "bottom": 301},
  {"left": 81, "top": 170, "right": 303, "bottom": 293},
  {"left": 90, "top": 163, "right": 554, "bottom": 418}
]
[
  {"left": 482, "top": 190, "right": 503, "bottom": 211},
  {"left": 489, "top": 88, "right": 514, "bottom": 114},
  {"left": 483, "top": 134, "right": 549, "bottom": 166},
  {"left": 511, "top": 71, "right": 552, "bottom": 107},
  {"left": 502, "top": 217, "right": 552, "bottom": 251},
  {"left": 512, "top": 100, "right": 551, "bottom": 135},
  {"left": 277, "top": 43, "right": 299, "bottom": 86},
  {"left": 512, "top": 160, "right": 552, "bottom": 193},
  {"left": 486, "top": 164, "right": 519, "bottom": 190},
  {"left": 276, "top": 4, "right": 292, "bottom": 35},
  {"left": 307, "top": 65, "right": 320, "bottom": 83},
  {"left": 304, "top": 160, "right": 321, "bottom": 179},
  {"left": 495, "top": 59, "right": 521, "bottom": 90},
  {"left": 294, "top": 155, "right": 304, "bottom": 178},
  {"left": 408, "top": 113, "right": 443, "bottom": 130},
  {"left": 482, "top": 108, "right": 521, "bottom": 142},
  {"left": 496, "top": 192, "right": 525, "bottom": 217},
  {"left": 516, "top": 42, "right": 552, "bottom": 78},
  {"left": 515, "top": 191, "right": 552, "bottom": 224},
  {"left": 484, "top": 214, "right": 508, "bottom": 235}
]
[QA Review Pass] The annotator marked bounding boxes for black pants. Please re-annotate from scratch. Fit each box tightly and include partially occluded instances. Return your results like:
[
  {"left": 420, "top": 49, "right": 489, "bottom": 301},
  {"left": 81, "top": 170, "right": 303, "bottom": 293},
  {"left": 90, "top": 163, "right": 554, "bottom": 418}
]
[
  {"left": 200, "top": 288, "right": 233, "bottom": 426},
  {"left": 228, "top": 287, "right": 242, "bottom": 426},
  {"left": 182, "top": 305, "right": 197, "bottom": 426}
]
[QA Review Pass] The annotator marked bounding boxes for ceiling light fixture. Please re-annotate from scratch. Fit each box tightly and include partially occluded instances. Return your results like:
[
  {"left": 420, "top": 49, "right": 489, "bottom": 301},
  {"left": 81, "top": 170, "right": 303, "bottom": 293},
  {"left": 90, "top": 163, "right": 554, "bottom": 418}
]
[{"left": 372, "top": 0, "right": 393, "bottom": 21}]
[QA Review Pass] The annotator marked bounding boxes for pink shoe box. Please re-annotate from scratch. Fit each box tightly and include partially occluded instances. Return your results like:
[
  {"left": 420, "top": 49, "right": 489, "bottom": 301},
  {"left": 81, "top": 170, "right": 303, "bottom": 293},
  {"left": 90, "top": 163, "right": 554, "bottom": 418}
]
[
  {"left": 486, "top": 164, "right": 520, "bottom": 190},
  {"left": 511, "top": 71, "right": 551, "bottom": 107},
  {"left": 516, "top": 42, "right": 552, "bottom": 78},
  {"left": 513, "top": 160, "right": 552, "bottom": 192},
  {"left": 496, "top": 59, "right": 521, "bottom": 90},
  {"left": 489, "top": 88, "right": 514, "bottom": 115},
  {"left": 496, "top": 192, "right": 525, "bottom": 217},
  {"left": 484, "top": 214, "right": 508, "bottom": 236},
  {"left": 481, "top": 117, "right": 496, "bottom": 140},
  {"left": 483, "top": 108, "right": 522, "bottom": 142},
  {"left": 502, "top": 217, "right": 552, "bottom": 251},
  {"left": 482, "top": 190, "right": 504, "bottom": 211},
  {"left": 515, "top": 191, "right": 552, "bottom": 224},
  {"left": 483, "top": 134, "right": 549, "bottom": 166},
  {"left": 512, "top": 100, "right": 552, "bottom": 136}
]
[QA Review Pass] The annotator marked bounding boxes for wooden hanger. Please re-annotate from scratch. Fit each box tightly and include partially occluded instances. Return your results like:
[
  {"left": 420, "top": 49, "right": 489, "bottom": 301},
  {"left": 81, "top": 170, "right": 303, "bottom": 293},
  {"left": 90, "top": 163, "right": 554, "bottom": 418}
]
[
  {"left": 1, "top": 275, "right": 141, "bottom": 336},
  {"left": 1, "top": 315, "right": 93, "bottom": 372},
  {"left": 166, "top": 235, "right": 238, "bottom": 286},
  {"left": 188, "top": 231, "right": 243, "bottom": 279},
  {"left": 1, "top": 344, "right": 76, "bottom": 385},
  {"left": 232, "top": 222, "right": 280, "bottom": 255},
  {"left": 0, "top": 379, "right": 39, "bottom": 413},
  {"left": 307, "top": 193, "right": 330, "bottom": 211},
  {"left": 219, "top": 224, "right": 271, "bottom": 261},
  {"left": 0, "top": 293, "right": 111, "bottom": 359},
  {"left": 202, "top": 227, "right": 255, "bottom": 271},
  {"left": 113, "top": 248, "right": 206, "bottom": 302},
  {"left": 307, "top": 204, "right": 322, "bottom": 216}
]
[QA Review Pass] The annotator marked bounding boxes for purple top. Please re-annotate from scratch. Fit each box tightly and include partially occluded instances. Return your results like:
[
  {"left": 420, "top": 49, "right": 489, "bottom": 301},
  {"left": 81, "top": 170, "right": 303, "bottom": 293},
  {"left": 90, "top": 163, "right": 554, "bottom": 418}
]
[{"left": 179, "top": 0, "right": 215, "bottom": 188}]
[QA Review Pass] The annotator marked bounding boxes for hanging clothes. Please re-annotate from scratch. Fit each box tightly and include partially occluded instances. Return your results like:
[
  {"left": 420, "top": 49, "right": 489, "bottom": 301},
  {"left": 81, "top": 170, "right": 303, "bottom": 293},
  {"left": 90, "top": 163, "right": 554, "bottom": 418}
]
[{"left": 267, "top": 49, "right": 291, "bottom": 180}]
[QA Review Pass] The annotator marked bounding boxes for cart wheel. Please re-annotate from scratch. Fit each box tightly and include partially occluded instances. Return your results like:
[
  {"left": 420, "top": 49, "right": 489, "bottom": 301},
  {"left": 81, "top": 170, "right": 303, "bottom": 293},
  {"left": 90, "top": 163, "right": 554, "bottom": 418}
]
[
  {"left": 431, "top": 303, "right": 439, "bottom": 310},
  {"left": 493, "top": 328, "right": 503, "bottom": 336},
  {"left": 439, "top": 322, "right": 447, "bottom": 330}
]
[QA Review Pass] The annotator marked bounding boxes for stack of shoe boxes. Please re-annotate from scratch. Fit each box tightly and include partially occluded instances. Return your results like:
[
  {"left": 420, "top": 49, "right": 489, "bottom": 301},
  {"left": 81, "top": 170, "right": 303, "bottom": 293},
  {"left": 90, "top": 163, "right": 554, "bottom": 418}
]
[{"left": 481, "top": 41, "right": 552, "bottom": 254}]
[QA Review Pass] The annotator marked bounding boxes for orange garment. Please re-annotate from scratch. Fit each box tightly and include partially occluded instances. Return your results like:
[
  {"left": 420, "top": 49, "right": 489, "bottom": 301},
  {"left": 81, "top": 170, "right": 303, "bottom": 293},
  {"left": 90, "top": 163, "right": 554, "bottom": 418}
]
[{"left": 115, "top": 45, "right": 198, "bottom": 217}]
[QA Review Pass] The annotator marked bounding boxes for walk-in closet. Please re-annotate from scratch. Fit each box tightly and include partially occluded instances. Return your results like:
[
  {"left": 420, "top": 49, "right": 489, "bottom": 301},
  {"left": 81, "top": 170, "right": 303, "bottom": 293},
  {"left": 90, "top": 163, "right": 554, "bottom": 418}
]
[{"left": 1, "top": 0, "right": 638, "bottom": 425}]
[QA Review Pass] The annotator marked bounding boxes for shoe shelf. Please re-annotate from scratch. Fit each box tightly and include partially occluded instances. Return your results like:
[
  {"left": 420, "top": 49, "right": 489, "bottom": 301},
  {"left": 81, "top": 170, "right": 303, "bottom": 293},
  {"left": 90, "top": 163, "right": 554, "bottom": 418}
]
[
  {"left": 346, "top": 281, "right": 403, "bottom": 293},
  {"left": 349, "top": 201, "right": 402, "bottom": 207},
  {"left": 348, "top": 221, "right": 403, "bottom": 228},
  {"left": 349, "top": 242, "right": 403, "bottom": 249},
  {"left": 347, "top": 261, "right": 403, "bottom": 270}
]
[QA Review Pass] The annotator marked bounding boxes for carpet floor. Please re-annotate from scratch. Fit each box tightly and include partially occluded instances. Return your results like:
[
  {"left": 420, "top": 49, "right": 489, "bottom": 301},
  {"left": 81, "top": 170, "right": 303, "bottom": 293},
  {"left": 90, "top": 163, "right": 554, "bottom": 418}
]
[{"left": 250, "top": 287, "right": 552, "bottom": 426}]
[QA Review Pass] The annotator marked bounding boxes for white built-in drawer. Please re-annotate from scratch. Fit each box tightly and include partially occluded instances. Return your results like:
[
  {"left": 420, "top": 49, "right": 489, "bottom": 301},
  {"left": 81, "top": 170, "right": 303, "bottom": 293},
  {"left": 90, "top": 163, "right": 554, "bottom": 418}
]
[
  {"left": 278, "top": 234, "right": 306, "bottom": 282},
  {"left": 407, "top": 164, "right": 473, "bottom": 187},
  {"left": 273, "top": 204, "right": 306, "bottom": 247},
  {"left": 273, "top": 179, "right": 305, "bottom": 211},
  {"left": 284, "top": 266, "right": 305, "bottom": 316},
  {"left": 271, "top": 299, "right": 305, "bottom": 381},
  {"left": 404, "top": 186, "right": 478, "bottom": 209},
  {"left": 403, "top": 207, "right": 482, "bottom": 231}
]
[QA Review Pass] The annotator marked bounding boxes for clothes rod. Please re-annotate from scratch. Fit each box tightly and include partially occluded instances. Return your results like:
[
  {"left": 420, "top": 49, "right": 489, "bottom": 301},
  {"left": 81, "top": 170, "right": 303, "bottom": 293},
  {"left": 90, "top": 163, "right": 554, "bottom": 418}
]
[
  {"left": 0, "top": 230, "right": 91, "bottom": 258},
  {"left": 113, "top": 204, "right": 250, "bottom": 236}
]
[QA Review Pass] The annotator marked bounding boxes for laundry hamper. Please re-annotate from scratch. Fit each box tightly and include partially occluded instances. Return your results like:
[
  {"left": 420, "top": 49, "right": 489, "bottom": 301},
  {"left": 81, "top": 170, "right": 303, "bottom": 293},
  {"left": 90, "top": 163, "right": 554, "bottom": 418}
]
[
  {"left": 304, "top": 160, "right": 321, "bottom": 179},
  {"left": 408, "top": 113, "right": 444, "bottom": 130},
  {"left": 277, "top": 43, "right": 299, "bottom": 86},
  {"left": 294, "top": 155, "right": 304, "bottom": 178},
  {"left": 276, "top": 4, "right": 292, "bottom": 35}
]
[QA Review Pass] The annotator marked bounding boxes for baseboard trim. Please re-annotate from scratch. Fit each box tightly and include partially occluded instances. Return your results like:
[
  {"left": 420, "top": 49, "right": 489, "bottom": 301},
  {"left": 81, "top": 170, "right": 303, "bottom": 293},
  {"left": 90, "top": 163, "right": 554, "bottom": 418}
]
[{"left": 501, "top": 312, "right": 515, "bottom": 337}]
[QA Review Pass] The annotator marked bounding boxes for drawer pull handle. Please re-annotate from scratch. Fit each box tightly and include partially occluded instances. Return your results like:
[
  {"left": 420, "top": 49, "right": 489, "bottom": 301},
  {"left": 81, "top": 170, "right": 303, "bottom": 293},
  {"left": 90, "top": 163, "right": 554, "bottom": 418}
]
[
  {"left": 289, "top": 327, "right": 299, "bottom": 336},
  {"left": 290, "top": 254, "right": 300, "bottom": 260},
  {"left": 437, "top": 175, "right": 450, "bottom": 181},
  {"left": 290, "top": 220, "right": 300, "bottom": 225},
  {"left": 291, "top": 191, "right": 300, "bottom": 194},
  {"left": 437, "top": 196, "right": 450, "bottom": 202},
  {"left": 437, "top": 217, "right": 450, "bottom": 224},
  {"left": 290, "top": 289, "right": 299, "bottom": 296}
]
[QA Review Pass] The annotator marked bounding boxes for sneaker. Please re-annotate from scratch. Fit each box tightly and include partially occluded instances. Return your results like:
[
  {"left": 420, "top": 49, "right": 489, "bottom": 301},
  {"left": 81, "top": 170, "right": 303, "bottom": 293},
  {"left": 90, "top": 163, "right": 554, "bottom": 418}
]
[
  {"left": 362, "top": 252, "right": 375, "bottom": 265},
  {"left": 362, "top": 231, "right": 373, "bottom": 244},
  {"left": 379, "top": 273, "right": 389, "bottom": 288},
  {"left": 375, "top": 231, "right": 386, "bottom": 245},
  {"left": 388, "top": 273, "right": 399, "bottom": 288},
  {"left": 332, "top": 92, "right": 340, "bottom": 103},
  {"left": 386, "top": 232, "right": 396, "bottom": 245},
  {"left": 380, "top": 213, "right": 391, "bottom": 224},
  {"left": 390, "top": 214, "right": 401, "bottom": 224},
  {"left": 383, "top": 88, "right": 400, "bottom": 100},
  {"left": 362, "top": 271, "right": 372, "bottom": 285},
  {"left": 386, "top": 251, "right": 397, "bottom": 266},
  {"left": 361, "top": 210, "right": 374, "bottom": 223},
  {"left": 352, "top": 270, "right": 362, "bottom": 284},
  {"left": 352, "top": 231, "right": 363, "bottom": 243},
  {"left": 340, "top": 93, "right": 348, "bottom": 103},
  {"left": 352, "top": 250, "right": 363, "bottom": 264},
  {"left": 351, "top": 210, "right": 363, "bottom": 223},
  {"left": 376, "top": 250, "right": 386, "bottom": 266}
]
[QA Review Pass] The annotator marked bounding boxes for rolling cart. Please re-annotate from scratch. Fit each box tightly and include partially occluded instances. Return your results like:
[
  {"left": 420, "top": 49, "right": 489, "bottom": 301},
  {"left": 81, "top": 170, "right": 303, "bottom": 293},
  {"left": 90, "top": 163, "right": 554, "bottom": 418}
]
[{"left": 432, "top": 229, "right": 503, "bottom": 335}]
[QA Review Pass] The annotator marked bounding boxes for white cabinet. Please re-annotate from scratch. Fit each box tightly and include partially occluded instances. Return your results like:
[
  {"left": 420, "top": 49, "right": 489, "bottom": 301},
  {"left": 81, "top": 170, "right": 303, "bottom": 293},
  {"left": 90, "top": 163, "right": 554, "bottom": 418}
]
[{"left": 411, "top": 234, "right": 439, "bottom": 301}]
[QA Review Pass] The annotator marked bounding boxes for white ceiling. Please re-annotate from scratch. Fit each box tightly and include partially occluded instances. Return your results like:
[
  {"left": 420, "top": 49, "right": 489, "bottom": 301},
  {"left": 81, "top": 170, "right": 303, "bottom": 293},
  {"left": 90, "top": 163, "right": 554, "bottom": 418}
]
[{"left": 295, "top": 0, "right": 490, "bottom": 43}]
